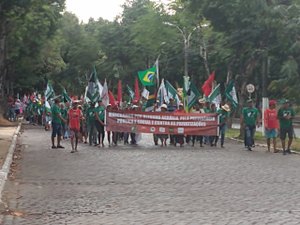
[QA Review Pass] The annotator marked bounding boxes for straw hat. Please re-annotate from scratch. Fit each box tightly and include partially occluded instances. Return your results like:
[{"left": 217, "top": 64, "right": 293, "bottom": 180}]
[
  {"left": 161, "top": 104, "right": 167, "bottom": 109},
  {"left": 198, "top": 98, "right": 206, "bottom": 104},
  {"left": 221, "top": 104, "right": 231, "bottom": 112}
]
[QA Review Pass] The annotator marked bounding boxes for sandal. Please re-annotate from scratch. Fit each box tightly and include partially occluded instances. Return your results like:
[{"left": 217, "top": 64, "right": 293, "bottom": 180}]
[{"left": 57, "top": 145, "right": 65, "bottom": 149}]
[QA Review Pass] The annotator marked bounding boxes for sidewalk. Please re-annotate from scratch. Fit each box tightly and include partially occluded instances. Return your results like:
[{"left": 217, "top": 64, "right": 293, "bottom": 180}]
[
  {"left": 0, "top": 123, "right": 21, "bottom": 201},
  {"left": 0, "top": 126, "right": 17, "bottom": 168}
]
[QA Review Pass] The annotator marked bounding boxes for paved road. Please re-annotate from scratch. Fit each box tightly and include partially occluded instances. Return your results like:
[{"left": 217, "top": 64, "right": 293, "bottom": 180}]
[{"left": 1, "top": 125, "right": 300, "bottom": 224}]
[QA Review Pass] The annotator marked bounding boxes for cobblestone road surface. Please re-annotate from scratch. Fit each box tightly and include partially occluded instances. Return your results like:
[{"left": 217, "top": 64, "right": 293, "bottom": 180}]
[{"left": 1, "top": 125, "right": 300, "bottom": 224}]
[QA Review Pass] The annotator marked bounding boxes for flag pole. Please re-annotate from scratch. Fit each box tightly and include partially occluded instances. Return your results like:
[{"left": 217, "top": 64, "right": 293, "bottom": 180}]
[{"left": 154, "top": 55, "right": 160, "bottom": 89}]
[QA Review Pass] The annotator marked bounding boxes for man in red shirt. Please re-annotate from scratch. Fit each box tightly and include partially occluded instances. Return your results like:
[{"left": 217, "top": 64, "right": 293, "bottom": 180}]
[
  {"left": 68, "top": 101, "right": 83, "bottom": 153},
  {"left": 264, "top": 100, "right": 279, "bottom": 153}
]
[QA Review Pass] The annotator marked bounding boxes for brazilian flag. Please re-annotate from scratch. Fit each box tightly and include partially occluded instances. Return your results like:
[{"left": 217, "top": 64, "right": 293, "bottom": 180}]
[{"left": 138, "top": 67, "right": 156, "bottom": 86}]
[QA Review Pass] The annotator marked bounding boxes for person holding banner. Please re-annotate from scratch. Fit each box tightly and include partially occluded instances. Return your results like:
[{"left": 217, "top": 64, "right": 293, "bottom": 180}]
[
  {"left": 191, "top": 102, "right": 204, "bottom": 147},
  {"left": 152, "top": 100, "right": 160, "bottom": 146},
  {"left": 167, "top": 98, "right": 177, "bottom": 145},
  {"left": 129, "top": 105, "right": 139, "bottom": 145},
  {"left": 157, "top": 104, "right": 169, "bottom": 147},
  {"left": 106, "top": 104, "right": 112, "bottom": 146},
  {"left": 174, "top": 103, "right": 185, "bottom": 147}
]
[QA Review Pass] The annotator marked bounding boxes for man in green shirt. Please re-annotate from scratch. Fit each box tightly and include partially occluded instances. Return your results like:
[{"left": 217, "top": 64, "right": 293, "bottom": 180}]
[
  {"left": 217, "top": 104, "right": 231, "bottom": 148},
  {"left": 95, "top": 99, "right": 106, "bottom": 147},
  {"left": 277, "top": 99, "right": 295, "bottom": 155},
  {"left": 51, "top": 98, "right": 67, "bottom": 149},
  {"left": 86, "top": 102, "right": 97, "bottom": 146},
  {"left": 60, "top": 103, "right": 68, "bottom": 139},
  {"left": 241, "top": 99, "right": 260, "bottom": 151}
]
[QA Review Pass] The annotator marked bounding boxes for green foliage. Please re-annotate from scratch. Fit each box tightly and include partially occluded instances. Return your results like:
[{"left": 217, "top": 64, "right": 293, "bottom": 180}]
[{"left": 1, "top": 0, "right": 300, "bottom": 105}]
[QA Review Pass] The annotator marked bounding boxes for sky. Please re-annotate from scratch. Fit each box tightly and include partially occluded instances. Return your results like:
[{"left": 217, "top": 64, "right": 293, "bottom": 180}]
[{"left": 65, "top": 0, "right": 170, "bottom": 23}]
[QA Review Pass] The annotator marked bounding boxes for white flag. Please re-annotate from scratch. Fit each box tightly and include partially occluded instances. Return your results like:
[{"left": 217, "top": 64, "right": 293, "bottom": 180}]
[{"left": 101, "top": 79, "right": 109, "bottom": 107}]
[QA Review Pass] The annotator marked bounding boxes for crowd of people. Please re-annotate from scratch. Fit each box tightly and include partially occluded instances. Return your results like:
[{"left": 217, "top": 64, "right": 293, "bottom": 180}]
[
  {"left": 47, "top": 96, "right": 234, "bottom": 153},
  {"left": 6, "top": 94, "right": 296, "bottom": 155}
]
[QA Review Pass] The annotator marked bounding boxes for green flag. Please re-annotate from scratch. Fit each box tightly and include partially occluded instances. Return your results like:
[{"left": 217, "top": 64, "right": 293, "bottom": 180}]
[
  {"left": 62, "top": 88, "right": 72, "bottom": 103},
  {"left": 138, "top": 67, "right": 156, "bottom": 86},
  {"left": 208, "top": 84, "right": 221, "bottom": 106},
  {"left": 165, "top": 80, "right": 180, "bottom": 106},
  {"left": 126, "top": 84, "right": 135, "bottom": 101},
  {"left": 45, "top": 83, "right": 55, "bottom": 101},
  {"left": 86, "top": 67, "right": 100, "bottom": 103},
  {"left": 225, "top": 80, "right": 238, "bottom": 108},
  {"left": 45, "top": 100, "right": 51, "bottom": 113},
  {"left": 186, "top": 82, "right": 201, "bottom": 111},
  {"left": 182, "top": 76, "right": 200, "bottom": 111},
  {"left": 157, "top": 79, "right": 168, "bottom": 106}
]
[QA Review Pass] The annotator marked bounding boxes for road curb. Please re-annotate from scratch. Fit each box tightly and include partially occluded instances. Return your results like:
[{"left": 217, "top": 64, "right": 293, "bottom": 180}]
[
  {"left": 229, "top": 137, "right": 299, "bottom": 154},
  {"left": 0, "top": 123, "right": 22, "bottom": 199}
]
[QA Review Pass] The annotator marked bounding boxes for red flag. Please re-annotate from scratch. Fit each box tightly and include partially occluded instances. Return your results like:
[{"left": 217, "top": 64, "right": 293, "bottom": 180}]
[
  {"left": 202, "top": 71, "right": 215, "bottom": 97},
  {"left": 117, "top": 80, "right": 122, "bottom": 105},
  {"left": 134, "top": 77, "right": 140, "bottom": 103},
  {"left": 108, "top": 91, "right": 116, "bottom": 106}
]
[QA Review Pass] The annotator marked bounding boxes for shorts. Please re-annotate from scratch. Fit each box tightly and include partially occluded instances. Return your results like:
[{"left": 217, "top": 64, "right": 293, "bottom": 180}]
[
  {"left": 46, "top": 116, "right": 51, "bottom": 124},
  {"left": 265, "top": 128, "right": 277, "bottom": 139},
  {"left": 280, "top": 126, "right": 293, "bottom": 140},
  {"left": 69, "top": 129, "right": 79, "bottom": 139},
  {"left": 52, "top": 122, "right": 62, "bottom": 138}
]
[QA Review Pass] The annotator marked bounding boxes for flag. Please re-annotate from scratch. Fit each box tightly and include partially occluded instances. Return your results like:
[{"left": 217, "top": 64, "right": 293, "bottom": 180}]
[
  {"left": 225, "top": 80, "right": 238, "bottom": 108},
  {"left": 133, "top": 77, "right": 140, "bottom": 103},
  {"left": 117, "top": 80, "right": 122, "bottom": 105},
  {"left": 45, "top": 100, "right": 51, "bottom": 113},
  {"left": 141, "top": 87, "right": 150, "bottom": 100},
  {"left": 202, "top": 71, "right": 215, "bottom": 97},
  {"left": 84, "top": 86, "right": 89, "bottom": 103},
  {"left": 101, "top": 79, "right": 109, "bottom": 107},
  {"left": 156, "top": 79, "right": 168, "bottom": 106},
  {"left": 208, "top": 83, "right": 222, "bottom": 108},
  {"left": 183, "top": 76, "right": 191, "bottom": 111},
  {"left": 143, "top": 86, "right": 156, "bottom": 112},
  {"left": 138, "top": 67, "right": 156, "bottom": 86},
  {"left": 126, "top": 84, "right": 135, "bottom": 101},
  {"left": 154, "top": 59, "right": 160, "bottom": 88},
  {"left": 62, "top": 88, "right": 71, "bottom": 103},
  {"left": 108, "top": 90, "right": 116, "bottom": 106},
  {"left": 165, "top": 80, "right": 180, "bottom": 106},
  {"left": 86, "top": 67, "right": 100, "bottom": 103},
  {"left": 97, "top": 79, "right": 103, "bottom": 98},
  {"left": 45, "top": 83, "right": 55, "bottom": 100},
  {"left": 186, "top": 82, "right": 201, "bottom": 111}
]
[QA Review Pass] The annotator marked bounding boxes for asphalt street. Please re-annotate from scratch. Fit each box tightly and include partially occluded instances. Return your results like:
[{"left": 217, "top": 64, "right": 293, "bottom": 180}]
[{"left": 1, "top": 124, "right": 300, "bottom": 225}]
